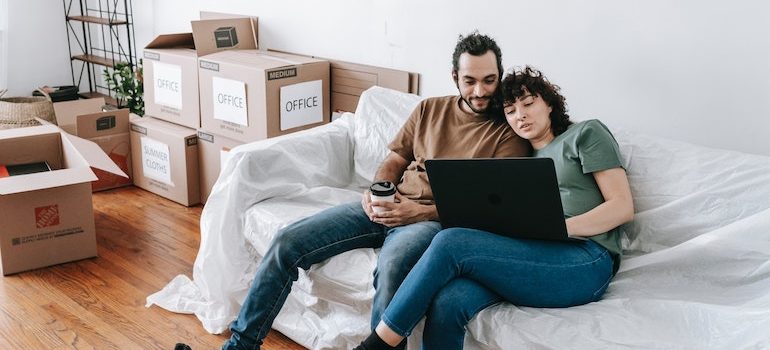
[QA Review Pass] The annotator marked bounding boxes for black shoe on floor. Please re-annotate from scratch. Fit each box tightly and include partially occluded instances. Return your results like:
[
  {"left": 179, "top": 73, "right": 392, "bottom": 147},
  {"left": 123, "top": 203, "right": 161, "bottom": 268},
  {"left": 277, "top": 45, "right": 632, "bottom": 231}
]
[{"left": 174, "top": 343, "right": 192, "bottom": 350}]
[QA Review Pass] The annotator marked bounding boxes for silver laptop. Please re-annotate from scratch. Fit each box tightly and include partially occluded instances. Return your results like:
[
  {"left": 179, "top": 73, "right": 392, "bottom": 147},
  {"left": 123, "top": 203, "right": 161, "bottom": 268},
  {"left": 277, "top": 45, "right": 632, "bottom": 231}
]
[{"left": 425, "top": 158, "right": 585, "bottom": 242}]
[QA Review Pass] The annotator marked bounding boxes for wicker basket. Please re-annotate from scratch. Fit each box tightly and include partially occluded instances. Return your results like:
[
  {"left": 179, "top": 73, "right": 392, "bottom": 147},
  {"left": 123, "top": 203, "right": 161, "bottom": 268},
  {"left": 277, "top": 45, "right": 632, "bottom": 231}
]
[{"left": 0, "top": 89, "right": 58, "bottom": 130}]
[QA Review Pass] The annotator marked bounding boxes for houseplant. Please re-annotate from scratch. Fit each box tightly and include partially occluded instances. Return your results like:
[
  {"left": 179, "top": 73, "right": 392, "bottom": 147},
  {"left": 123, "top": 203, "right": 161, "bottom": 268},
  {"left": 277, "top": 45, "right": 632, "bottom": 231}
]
[{"left": 103, "top": 60, "right": 144, "bottom": 116}]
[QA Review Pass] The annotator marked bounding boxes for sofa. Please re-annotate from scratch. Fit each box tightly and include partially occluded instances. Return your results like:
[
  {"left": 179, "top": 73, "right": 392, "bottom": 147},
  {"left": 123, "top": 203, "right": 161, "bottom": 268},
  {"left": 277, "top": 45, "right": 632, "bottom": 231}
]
[{"left": 148, "top": 86, "right": 770, "bottom": 349}]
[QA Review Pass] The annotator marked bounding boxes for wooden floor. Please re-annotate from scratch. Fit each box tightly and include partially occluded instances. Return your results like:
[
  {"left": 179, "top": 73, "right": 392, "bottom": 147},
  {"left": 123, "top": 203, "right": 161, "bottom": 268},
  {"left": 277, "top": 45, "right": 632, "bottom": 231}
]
[{"left": 0, "top": 186, "right": 305, "bottom": 350}]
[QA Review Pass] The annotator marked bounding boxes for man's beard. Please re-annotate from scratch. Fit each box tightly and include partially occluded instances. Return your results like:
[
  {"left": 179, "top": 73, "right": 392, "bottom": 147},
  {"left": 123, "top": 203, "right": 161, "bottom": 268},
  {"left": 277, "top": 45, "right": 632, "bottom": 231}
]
[
  {"left": 461, "top": 95, "right": 492, "bottom": 114},
  {"left": 456, "top": 83, "right": 502, "bottom": 115}
]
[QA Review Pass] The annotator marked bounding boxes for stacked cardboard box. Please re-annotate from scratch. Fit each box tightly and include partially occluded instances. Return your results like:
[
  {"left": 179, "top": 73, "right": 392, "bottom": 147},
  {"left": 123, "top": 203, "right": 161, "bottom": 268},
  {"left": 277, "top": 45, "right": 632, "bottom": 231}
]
[
  {"left": 139, "top": 15, "right": 259, "bottom": 206},
  {"left": 196, "top": 50, "right": 330, "bottom": 203},
  {"left": 141, "top": 13, "right": 333, "bottom": 205},
  {"left": 196, "top": 130, "right": 241, "bottom": 204},
  {"left": 130, "top": 116, "right": 200, "bottom": 206}
]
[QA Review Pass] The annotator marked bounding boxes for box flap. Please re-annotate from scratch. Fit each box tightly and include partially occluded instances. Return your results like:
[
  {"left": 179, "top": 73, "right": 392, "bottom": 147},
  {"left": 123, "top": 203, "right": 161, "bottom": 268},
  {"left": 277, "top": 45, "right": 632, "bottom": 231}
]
[
  {"left": 145, "top": 33, "right": 195, "bottom": 50},
  {"left": 53, "top": 98, "right": 106, "bottom": 131},
  {"left": 0, "top": 167, "right": 96, "bottom": 195},
  {"left": 191, "top": 17, "right": 258, "bottom": 57},
  {"left": 62, "top": 133, "right": 128, "bottom": 178},
  {"left": 0, "top": 124, "right": 61, "bottom": 140},
  {"left": 199, "top": 12, "right": 259, "bottom": 39},
  {"left": 131, "top": 116, "right": 198, "bottom": 138},
  {"left": 203, "top": 50, "right": 321, "bottom": 70}
]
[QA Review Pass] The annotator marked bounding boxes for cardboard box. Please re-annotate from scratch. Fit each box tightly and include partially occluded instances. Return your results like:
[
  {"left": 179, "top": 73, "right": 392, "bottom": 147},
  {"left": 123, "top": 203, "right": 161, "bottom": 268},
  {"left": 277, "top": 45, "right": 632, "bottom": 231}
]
[
  {"left": 197, "top": 130, "right": 243, "bottom": 204},
  {"left": 267, "top": 49, "right": 420, "bottom": 113},
  {"left": 0, "top": 125, "right": 127, "bottom": 275},
  {"left": 142, "top": 14, "right": 258, "bottom": 129},
  {"left": 130, "top": 117, "right": 200, "bottom": 206},
  {"left": 198, "top": 50, "right": 330, "bottom": 143},
  {"left": 143, "top": 33, "right": 201, "bottom": 129},
  {"left": 53, "top": 98, "right": 133, "bottom": 192}
]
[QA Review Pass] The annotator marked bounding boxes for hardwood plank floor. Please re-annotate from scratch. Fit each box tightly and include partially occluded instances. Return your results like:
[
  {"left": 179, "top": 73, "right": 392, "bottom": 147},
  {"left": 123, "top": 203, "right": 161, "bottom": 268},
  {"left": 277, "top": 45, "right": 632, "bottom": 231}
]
[{"left": 0, "top": 186, "right": 305, "bottom": 350}]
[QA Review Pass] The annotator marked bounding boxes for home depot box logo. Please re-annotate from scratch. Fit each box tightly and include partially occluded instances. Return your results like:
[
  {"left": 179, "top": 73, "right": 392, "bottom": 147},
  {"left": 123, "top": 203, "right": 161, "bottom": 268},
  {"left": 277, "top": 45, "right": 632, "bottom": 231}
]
[{"left": 35, "top": 204, "right": 60, "bottom": 229}]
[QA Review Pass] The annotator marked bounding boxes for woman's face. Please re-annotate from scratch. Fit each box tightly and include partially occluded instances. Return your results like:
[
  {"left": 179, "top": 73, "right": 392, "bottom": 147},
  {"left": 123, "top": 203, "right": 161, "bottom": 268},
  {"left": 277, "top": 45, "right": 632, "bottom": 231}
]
[{"left": 503, "top": 91, "right": 554, "bottom": 149}]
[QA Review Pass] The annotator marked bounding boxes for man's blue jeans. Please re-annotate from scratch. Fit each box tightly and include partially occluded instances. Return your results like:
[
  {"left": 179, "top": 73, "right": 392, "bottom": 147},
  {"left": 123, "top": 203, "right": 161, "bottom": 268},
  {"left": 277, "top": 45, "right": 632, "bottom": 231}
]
[
  {"left": 381, "top": 228, "right": 615, "bottom": 350},
  {"left": 222, "top": 201, "right": 441, "bottom": 350}
]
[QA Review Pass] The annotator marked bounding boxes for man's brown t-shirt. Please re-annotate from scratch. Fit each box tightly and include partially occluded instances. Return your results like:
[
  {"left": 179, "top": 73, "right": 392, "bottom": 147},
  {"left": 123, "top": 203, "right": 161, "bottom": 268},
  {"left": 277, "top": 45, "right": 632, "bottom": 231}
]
[{"left": 388, "top": 95, "right": 530, "bottom": 204}]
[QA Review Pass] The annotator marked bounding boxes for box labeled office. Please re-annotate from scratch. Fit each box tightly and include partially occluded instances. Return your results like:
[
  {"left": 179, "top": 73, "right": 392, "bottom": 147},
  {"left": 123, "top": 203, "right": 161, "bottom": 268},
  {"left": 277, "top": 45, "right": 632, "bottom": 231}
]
[
  {"left": 198, "top": 50, "right": 330, "bottom": 143},
  {"left": 143, "top": 33, "right": 201, "bottom": 129},
  {"left": 0, "top": 125, "right": 127, "bottom": 275},
  {"left": 53, "top": 98, "right": 133, "bottom": 191},
  {"left": 130, "top": 117, "right": 200, "bottom": 206},
  {"left": 143, "top": 14, "right": 258, "bottom": 129}
]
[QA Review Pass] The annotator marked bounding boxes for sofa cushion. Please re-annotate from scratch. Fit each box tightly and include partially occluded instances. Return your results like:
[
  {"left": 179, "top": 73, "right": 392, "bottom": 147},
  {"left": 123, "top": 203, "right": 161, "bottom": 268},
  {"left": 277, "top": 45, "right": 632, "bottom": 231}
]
[{"left": 613, "top": 128, "right": 770, "bottom": 254}]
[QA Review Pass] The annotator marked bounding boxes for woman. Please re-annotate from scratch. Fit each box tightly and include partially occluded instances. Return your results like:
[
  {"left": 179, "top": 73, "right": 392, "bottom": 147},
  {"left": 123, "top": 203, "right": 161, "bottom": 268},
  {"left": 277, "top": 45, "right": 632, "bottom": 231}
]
[{"left": 354, "top": 66, "right": 634, "bottom": 350}]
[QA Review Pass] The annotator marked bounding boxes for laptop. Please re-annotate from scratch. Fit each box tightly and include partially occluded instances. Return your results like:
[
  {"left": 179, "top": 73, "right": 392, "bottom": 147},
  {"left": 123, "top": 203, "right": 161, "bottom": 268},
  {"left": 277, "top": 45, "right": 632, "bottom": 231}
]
[{"left": 425, "top": 157, "right": 585, "bottom": 242}]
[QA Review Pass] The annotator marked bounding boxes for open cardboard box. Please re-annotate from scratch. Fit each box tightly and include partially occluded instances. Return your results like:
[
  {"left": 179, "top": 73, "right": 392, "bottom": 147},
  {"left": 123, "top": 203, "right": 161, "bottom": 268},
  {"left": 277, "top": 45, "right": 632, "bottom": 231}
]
[
  {"left": 53, "top": 98, "right": 133, "bottom": 191},
  {"left": 0, "top": 124, "right": 127, "bottom": 275}
]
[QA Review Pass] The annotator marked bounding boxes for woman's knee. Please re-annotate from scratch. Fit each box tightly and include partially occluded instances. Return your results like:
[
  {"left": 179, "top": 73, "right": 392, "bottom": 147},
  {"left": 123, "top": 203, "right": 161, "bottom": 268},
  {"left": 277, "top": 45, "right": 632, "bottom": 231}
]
[{"left": 428, "top": 228, "right": 475, "bottom": 257}]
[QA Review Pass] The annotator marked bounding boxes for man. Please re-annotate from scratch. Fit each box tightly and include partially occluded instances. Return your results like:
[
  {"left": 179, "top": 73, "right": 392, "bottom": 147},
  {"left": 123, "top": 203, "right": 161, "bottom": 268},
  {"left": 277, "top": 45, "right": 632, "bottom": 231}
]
[{"left": 214, "top": 32, "right": 529, "bottom": 350}]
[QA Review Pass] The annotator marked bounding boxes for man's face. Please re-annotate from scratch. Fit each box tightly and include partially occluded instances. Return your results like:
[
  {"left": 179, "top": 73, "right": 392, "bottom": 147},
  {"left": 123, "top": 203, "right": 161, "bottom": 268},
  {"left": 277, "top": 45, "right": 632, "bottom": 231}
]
[{"left": 454, "top": 51, "right": 499, "bottom": 114}]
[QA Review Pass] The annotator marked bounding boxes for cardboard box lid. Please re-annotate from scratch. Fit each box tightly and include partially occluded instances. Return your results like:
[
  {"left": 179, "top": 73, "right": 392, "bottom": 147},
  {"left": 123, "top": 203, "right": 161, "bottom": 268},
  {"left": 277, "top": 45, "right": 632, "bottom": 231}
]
[
  {"left": 145, "top": 33, "right": 196, "bottom": 50},
  {"left": 201, "top": 49, "right": 326, "bottom": 70},
  {"left": 53, "top": 98, "right": 106, "bottom": 134},
  {"left": 53, "top": 98, "right": 130, "bottom": 138},
  {"left": 0, "top": 125, "right": 128, "bottom": 195},
  {"left": 130, "top": 116, "right": 197, "bottom": 138},
  {"left": 191, "top": 16, "right": 258, "bottom": 57}
]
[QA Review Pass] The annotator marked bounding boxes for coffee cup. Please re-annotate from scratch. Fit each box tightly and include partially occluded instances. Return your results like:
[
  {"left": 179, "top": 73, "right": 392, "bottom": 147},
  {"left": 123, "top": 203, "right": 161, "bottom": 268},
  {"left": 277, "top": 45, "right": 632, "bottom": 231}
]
[{"left": 369, "top": 181, "right": 396, "bottom": 213}]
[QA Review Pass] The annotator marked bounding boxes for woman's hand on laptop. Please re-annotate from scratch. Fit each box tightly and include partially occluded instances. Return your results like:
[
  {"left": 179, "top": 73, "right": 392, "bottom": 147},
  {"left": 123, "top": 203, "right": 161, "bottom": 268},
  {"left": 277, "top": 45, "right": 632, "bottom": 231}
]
[{"left": 369, "top": 193, "right": 437, "bottom": 227}]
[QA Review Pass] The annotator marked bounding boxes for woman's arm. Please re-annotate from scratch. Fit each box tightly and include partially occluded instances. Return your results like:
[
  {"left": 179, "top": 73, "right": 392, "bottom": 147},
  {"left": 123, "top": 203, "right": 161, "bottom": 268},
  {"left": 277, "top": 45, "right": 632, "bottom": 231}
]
[{"left": 566, "top": 167, "right": 634, "bottom": 237}]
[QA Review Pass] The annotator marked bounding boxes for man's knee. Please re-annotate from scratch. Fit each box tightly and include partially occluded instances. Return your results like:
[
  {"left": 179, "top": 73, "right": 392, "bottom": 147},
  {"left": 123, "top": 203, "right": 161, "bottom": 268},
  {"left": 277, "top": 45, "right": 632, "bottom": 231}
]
[
  {"left": 372, "top": 254, "right": 406, "bottom": 292},
  {"left": 265, "top": 226, "right": 305, "bottom": 266}
]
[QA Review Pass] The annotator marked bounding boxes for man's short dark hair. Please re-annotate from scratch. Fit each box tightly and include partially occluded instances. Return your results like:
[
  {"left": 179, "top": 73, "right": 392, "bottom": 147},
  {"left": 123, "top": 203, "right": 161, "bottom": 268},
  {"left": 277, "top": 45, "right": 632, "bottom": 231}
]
[{"left": 452, "top": 31, "right": 504, "bottom": 79}]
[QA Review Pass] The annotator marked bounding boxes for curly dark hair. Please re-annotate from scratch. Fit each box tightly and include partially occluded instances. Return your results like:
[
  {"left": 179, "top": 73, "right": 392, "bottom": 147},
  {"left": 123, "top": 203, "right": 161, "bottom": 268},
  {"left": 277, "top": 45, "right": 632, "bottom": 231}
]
[
  {"left": 452, "top": 31, "right": 503, "bottom": 80},
  {"left": 502, "top": 66, "right": 572, "bottom": 136}
]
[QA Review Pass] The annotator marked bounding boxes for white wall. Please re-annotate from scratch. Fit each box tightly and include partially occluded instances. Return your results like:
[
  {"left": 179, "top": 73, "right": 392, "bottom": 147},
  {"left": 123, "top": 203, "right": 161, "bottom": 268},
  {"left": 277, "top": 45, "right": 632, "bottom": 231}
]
[
  {"left": 4, "top": 0, "right": 71, "bottom": 96},
  {"left": 4, "top": 1, "right": 767, "bottom": 155},
  {"left": 2, "top": 0, "right": 154, "bottom": 97},
  {"left": 0, "top": 0, "right": 9, "bottom": 91},
  {"left": 150, "top": 0, "right": 770, "bottom": 156}
]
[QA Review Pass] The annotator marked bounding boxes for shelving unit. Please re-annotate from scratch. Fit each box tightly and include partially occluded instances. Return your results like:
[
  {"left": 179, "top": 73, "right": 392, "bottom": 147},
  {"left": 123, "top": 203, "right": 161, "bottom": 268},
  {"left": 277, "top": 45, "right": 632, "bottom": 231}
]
[{"left": 63, "top": 0, "right": 137, "bottom": 105}]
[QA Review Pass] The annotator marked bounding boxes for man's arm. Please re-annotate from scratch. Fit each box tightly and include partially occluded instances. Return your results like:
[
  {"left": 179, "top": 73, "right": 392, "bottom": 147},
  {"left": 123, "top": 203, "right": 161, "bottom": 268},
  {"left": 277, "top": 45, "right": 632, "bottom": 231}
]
[
  {"left": 361, "top": 151, "right": 409, "bottom": 218},
  {"left": 373, "top": 151, "right": 410, "bottom": 184}
]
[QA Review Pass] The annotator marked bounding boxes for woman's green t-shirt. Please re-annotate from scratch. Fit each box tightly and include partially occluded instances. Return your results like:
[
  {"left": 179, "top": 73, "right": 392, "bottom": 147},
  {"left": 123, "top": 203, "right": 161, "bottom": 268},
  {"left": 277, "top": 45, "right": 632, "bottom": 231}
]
[{"left": 533, "top": 119, "right": 625, "bottom": 265}]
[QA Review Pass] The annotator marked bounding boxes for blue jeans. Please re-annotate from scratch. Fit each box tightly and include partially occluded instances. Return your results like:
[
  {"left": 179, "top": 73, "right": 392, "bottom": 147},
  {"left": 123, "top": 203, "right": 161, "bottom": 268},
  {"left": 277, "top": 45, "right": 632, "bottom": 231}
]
[
  {"left": 381, "top": 228, "right": 615, "bottom": 350},
  {"left": 222, "top": 201, "right": 441, "bottom": 350}
]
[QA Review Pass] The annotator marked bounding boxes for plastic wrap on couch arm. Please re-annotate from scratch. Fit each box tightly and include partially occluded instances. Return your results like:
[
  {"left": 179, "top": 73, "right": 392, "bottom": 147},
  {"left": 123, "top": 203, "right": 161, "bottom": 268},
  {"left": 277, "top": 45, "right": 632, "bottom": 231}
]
[{"left": 146, "top": 115, "right": 355, "bottom": 334}]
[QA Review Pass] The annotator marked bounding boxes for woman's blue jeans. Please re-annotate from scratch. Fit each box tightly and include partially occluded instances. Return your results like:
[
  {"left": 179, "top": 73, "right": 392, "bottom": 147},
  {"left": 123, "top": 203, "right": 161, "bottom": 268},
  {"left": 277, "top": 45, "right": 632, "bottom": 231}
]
[
  {"left": 222, "top": 201, "right": 441, "bottom": 350},
  {"left": 381, "top": 227, "right": 615, "bottom": 350}
]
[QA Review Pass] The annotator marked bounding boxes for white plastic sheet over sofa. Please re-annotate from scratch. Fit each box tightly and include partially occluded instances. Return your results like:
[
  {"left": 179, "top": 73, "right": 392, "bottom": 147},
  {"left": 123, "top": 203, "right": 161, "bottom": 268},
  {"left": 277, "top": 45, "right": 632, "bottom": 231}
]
[{"left": 148, "top": 86, "right": 770, "bottom": 349}]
